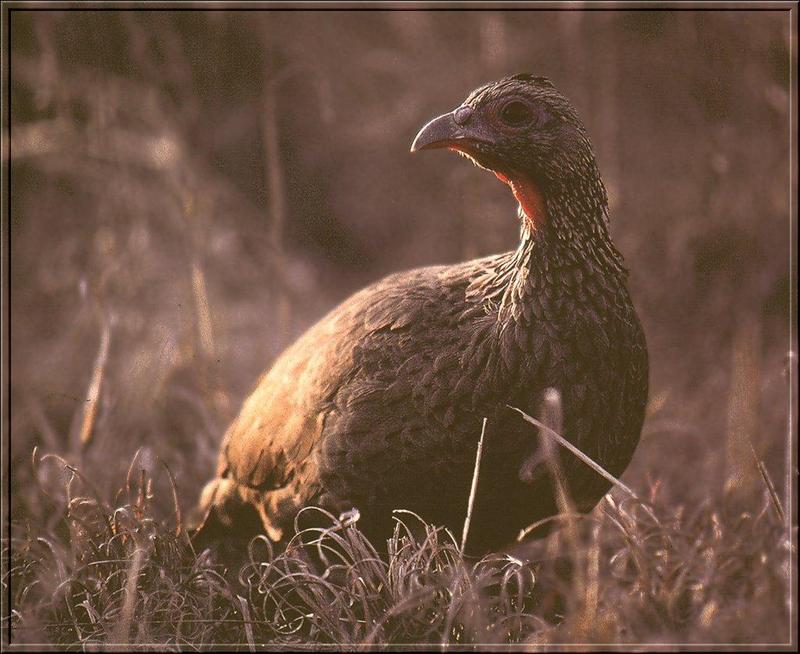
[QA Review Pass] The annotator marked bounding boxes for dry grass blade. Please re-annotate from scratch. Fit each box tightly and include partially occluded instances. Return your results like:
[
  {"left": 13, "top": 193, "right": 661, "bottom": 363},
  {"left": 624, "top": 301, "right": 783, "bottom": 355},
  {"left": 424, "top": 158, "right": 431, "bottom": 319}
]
[
  {"left": 536, "top": 390, "right": 586, "bottom": 629},
  {"left": 517, "top": 512, "right": 590, "bottom": 542},
  {"left": 725, "top": 318, "right": 762, "bottom": 500},
  {"left": 77, "top": 318, "right": 112, "bottom": 450},
  {"left": 160, "top": 459, "right": 186, "bottom": 539},
  {"left": 238, "top": 594, "right": 256, "bottom": 652},
  {"left": 577, "top": 521, "right": 602, "bottom": 640},
  {"left": 262, "top": 58, "right": 293, "bottom": 341},
  {"left": 191, "top": 257, "right": 217, "bottom": 359},
  {"left": 753, "top": 449, "right": 786, "bottom": 523},
  {"left": 506, "top": 403, "right": 639, "bottom": 501},
  {"left": 111, "top": 546, "right": 145, "bottom": 644},
  {"left": 724, "top": 320, "right": 786, "bottom": 521},
  {"left": 460, "top": 417, "right": 488, "bottom": 555}
]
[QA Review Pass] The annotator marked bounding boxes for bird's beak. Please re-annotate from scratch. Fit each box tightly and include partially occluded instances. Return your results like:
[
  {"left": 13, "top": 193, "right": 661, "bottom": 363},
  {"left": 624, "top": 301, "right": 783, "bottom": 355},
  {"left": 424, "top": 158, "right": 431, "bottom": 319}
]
[{"left": 410, "top": 107, "right": 493, "bottom": 154}]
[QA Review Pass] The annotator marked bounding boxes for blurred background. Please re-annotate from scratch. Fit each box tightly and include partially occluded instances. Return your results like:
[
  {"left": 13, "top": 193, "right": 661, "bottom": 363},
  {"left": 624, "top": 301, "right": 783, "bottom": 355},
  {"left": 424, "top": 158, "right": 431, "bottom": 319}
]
[{"left": 8, "top": 9, "right": 794, "bottom": 531}]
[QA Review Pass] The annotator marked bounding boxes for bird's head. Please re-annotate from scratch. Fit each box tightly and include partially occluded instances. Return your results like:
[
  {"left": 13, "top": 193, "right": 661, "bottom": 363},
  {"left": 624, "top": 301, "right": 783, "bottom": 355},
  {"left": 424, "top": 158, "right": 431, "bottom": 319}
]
[{"left": 411, "top": 74, "right": 599, "bottom": 228}]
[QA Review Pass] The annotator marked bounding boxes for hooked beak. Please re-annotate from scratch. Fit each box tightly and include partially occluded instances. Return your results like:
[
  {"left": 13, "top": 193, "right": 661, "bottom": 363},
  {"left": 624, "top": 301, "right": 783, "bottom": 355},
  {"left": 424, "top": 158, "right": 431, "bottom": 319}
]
[{"left": 410, "top": 106, "right": 494, "bottom": 154}]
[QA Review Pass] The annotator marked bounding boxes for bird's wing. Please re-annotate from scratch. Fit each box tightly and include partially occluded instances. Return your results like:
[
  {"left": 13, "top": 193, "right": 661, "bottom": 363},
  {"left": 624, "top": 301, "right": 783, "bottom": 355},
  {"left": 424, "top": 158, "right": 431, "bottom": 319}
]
[{"left": 212, "top": 262, "right": 474, "bottom": 507}]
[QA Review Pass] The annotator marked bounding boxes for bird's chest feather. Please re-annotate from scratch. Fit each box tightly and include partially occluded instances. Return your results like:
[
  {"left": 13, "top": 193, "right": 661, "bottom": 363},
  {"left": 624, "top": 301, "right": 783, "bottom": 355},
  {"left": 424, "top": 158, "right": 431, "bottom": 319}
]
[
  {"left": 459, "top": 271, "right": 621, "bottom": 400},
  {"left": 363, "top": 299, "right": 600, "bottom": 490}
]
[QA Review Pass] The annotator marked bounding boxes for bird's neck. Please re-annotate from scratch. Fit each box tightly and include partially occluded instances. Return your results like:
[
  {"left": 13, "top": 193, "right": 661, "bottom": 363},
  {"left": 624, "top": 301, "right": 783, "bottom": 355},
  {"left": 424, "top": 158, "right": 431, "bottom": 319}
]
[
  {"left": 497, "top": 158, "right": 625, "bottom": 266},
  {"left": 494, "top": 172, "right": 546, "bottom": 230},
  {"left": 495, "top": 171, "right": 629, "bottom": 322}
]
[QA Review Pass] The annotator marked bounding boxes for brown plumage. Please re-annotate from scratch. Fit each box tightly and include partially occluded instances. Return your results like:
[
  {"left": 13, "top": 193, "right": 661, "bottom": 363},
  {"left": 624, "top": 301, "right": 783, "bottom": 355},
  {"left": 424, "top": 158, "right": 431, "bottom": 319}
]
[{"left": 195, "top": 75, "right": 648, "bottom": 556}]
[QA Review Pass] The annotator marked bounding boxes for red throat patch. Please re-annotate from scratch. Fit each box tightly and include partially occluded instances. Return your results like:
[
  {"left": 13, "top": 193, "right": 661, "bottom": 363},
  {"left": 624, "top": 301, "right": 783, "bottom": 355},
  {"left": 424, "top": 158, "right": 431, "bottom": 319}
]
[{"left": 494, "top": 172, "right": 546, "bottom": 228}]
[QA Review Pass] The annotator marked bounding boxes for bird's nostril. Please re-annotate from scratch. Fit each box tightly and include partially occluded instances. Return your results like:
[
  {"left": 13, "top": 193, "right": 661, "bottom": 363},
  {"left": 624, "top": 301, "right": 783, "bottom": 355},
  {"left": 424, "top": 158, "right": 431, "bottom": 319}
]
[{"left": 454, "top": 105, "right": 473, "bottom": 126}]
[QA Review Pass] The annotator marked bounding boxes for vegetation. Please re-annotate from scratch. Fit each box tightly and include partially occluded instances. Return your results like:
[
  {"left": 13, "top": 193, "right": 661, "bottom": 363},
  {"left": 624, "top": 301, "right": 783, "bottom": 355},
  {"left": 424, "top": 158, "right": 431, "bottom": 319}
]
[
  {"left": 5, "top": 445, "right": 791, "bottom": 647},
  {"left": 5, "top": 8, "right": 795, "bottom": 648}
]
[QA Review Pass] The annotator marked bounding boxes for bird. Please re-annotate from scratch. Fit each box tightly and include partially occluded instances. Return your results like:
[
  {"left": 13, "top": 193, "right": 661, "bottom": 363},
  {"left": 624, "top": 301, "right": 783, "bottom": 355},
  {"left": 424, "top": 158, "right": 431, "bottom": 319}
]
[{"left": 194, "top": 74, "right": 648, "bottom": 556}]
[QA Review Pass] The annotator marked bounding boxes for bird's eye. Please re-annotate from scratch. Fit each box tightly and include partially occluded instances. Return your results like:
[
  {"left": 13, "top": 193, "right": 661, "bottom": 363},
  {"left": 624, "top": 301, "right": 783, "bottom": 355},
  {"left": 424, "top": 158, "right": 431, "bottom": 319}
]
[{"left": 499, "top": 101, "right": 533, "bottom": 127}]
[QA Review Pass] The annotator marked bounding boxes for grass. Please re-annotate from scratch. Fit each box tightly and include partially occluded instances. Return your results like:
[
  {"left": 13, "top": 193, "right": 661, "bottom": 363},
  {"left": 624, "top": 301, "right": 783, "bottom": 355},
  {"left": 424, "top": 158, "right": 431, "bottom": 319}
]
[{"left": 5, "top": 404, "right": 792, "bottom": 648}]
